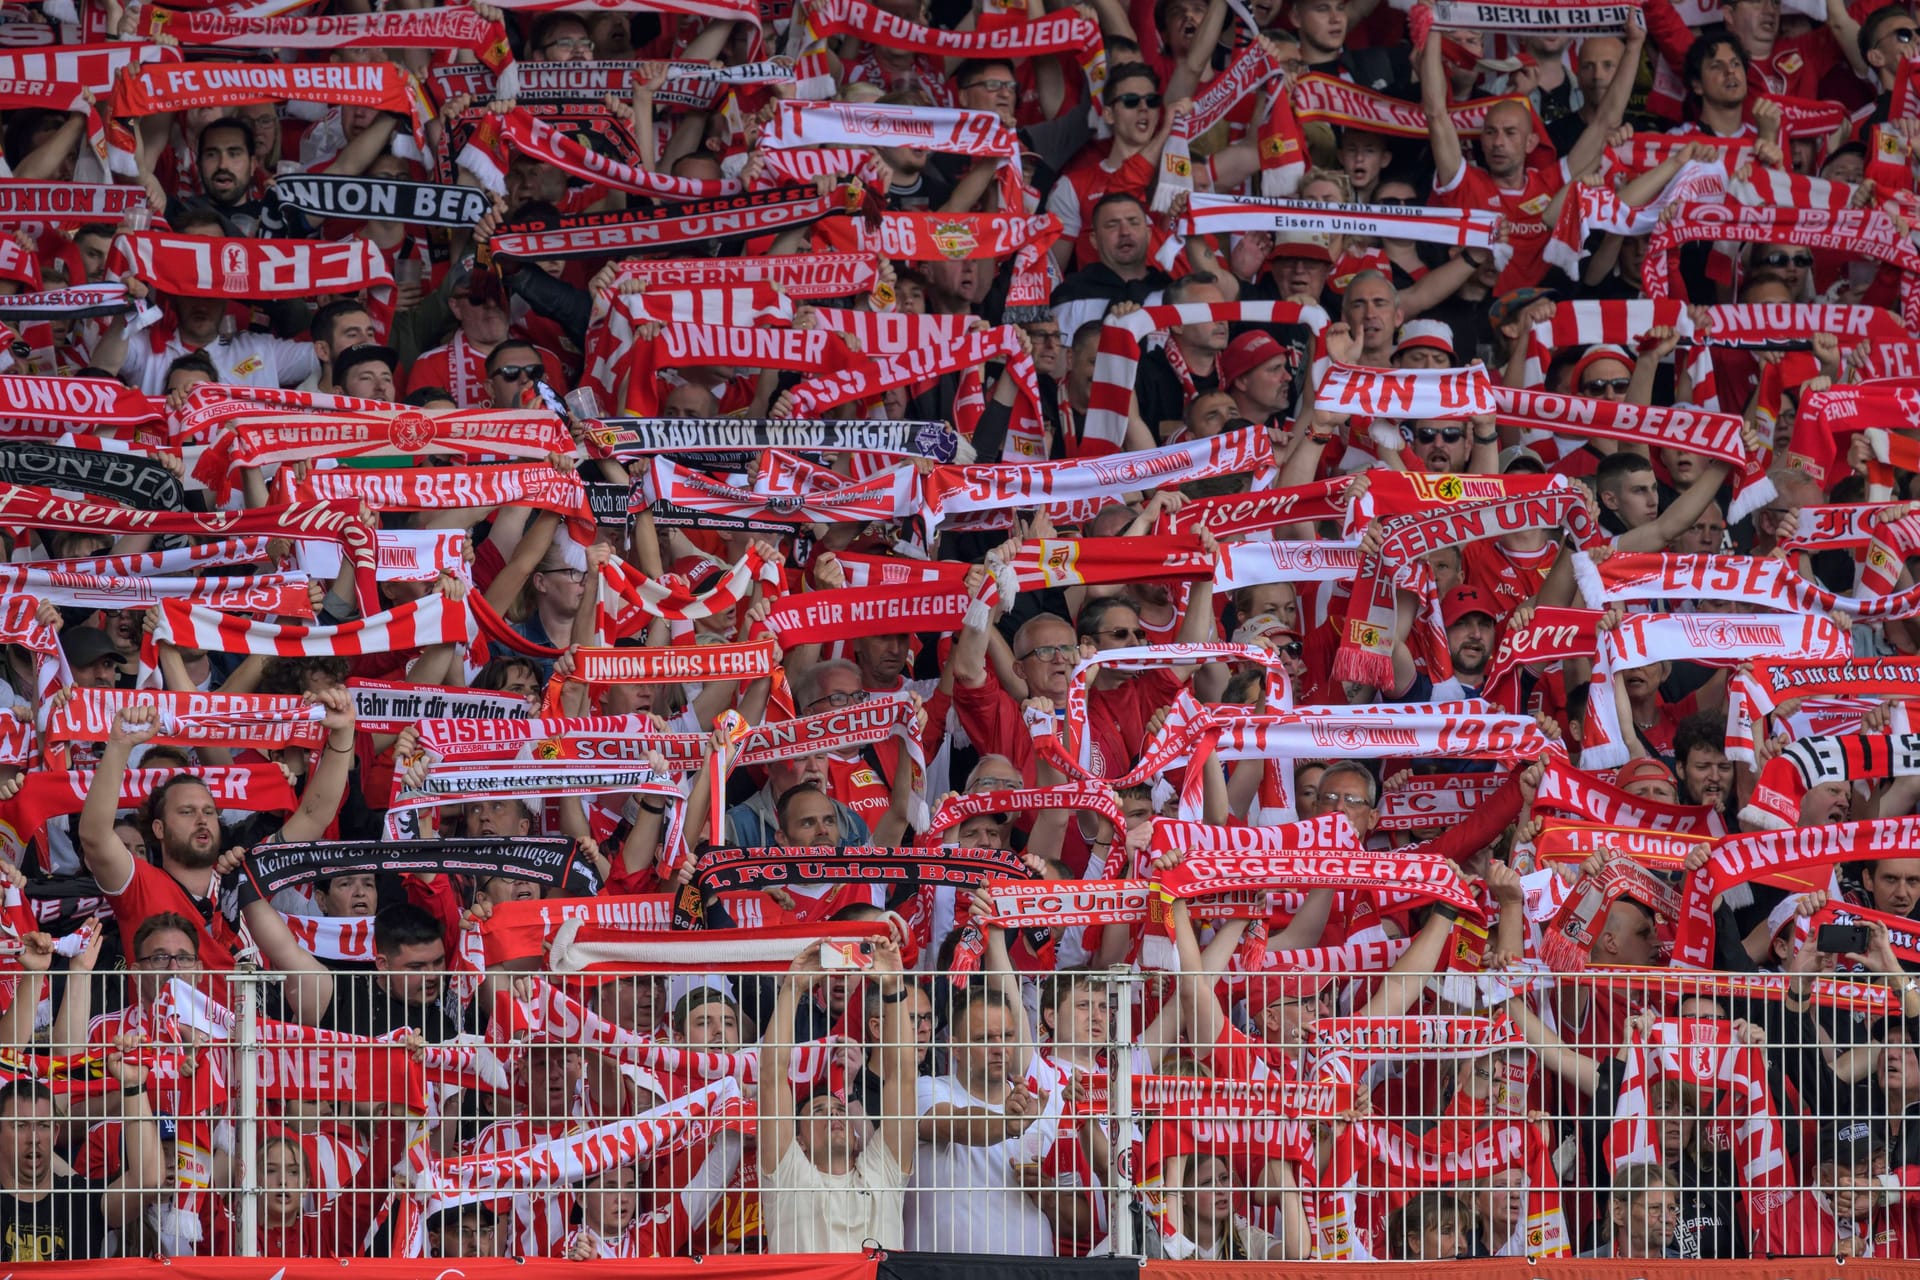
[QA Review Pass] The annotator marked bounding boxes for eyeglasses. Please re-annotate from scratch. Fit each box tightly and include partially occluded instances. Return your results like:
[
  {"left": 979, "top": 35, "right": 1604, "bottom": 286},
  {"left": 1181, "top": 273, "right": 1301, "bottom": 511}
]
[
  {"left": 492, "top": 363, "right": 546, "bottom": 382},
  {"left": 964, "top": 77, "right": 1019, "bottom": 93},
  {"left": 1095, "top": 626, "right": 1147, "bottom": 642},
  {"left": 1582, "top": 377, "right": 1633, "bottom": 395},
  {"left": 541, "top": 35, "right": 594, "bottom": 54},
  {"left": 1412, "top": 427, "right": 1464, "bottom": 444},
  {"left": 1110, "top": 93, "right": 1163, "bottom": 109},
  {"left": 538, "top": 568, "right": 586, "bottom": 583},
  {"left": 1026, "top": 328, "right": 1063, "bottom": 345},
  {"left": 1320, "top": 792, "right": 1372, "bottom": 808},
  {"left": 972, "top": 777, "right": 1024, "bottom": 791},
  {"left": 136, "top": 951, "right": 198, "bottom": 969},
  {"left": 810, "top": 690, "right": 870, "bottom": 709},
  {"left": 1018, "top": 643, "right": 1077, "bottom": 662},
  {"left": 1758, "top": 251, "right": 1813, "bottom": 268}
]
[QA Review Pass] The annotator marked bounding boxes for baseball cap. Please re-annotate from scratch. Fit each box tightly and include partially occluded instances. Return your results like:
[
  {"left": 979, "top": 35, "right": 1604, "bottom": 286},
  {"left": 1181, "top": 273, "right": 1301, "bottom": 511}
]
[
  {"left": 332, "top": 343, "right": 399, "bottom": 385},
  {"left": 1439, "top": 584, "right": 1498, "bottom": 628},
  {"left": 1219, "top": 331, "right": 1289, "bottom": 387},
  {"left": 1487, "top": 287, "right": 1555, "bottom": 333},
  {"left": 1817, "top": 1121, "right": 1880, "bottom": 1169},
  {"left": 1245, "top": 966, "right": 1335, "bottom": 1011},
  {"left": 61, "top": 626, "right": 127, "bottom": 670},
  {"left": 670, "top": 554, "right": 726, "bottom": 591},
  {"left": 1500, "top": 445, "right": 1547, "bottom": 474},
  {"left": 1269, "top": 232, "right": 1333, "bottom": 263},
  {"left": 1615, "top": 757, "right": 1677, "bottom": 793},
  {"left": 1393, "top": 318, "right": 1456, "bottom": 360}
]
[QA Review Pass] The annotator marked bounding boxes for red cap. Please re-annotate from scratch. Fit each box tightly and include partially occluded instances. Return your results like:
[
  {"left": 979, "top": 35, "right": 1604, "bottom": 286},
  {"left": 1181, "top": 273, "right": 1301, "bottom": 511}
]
[
  {"left": 1615, "top": 757, "right": 1676, "bottom": 792},
  {"left": 1570, "top": 344, "right": 1633, "bottom": 392},
  {"left": 1245, "top": 967, "right": 1335, "bottom": 1011},
  {"left": 1440, "top": 584, "right": 1498, "bottom": 628},
  {"left": 1219, "top": 331, "right": 1289, "bottom": 387}
]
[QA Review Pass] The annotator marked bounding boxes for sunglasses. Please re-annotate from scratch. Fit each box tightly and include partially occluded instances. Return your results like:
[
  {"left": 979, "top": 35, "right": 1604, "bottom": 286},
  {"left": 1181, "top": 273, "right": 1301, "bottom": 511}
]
[
  {"left": 1278, "top": 640, "right": 1304, "bottom": 657},
  {"left": 1412, "top": 427, "right": 1464, "bottom": 444},
  {"left": 1582, "top": 376, "right": 1633, "bottom": 395},
  {"left": 492, "top": 363, "right": 545, "bottom": 382},
  {"left": 1096, "top": 626, "right": 1148, "bottom": 642},
  {"left": 1110, "top": 92, "right": 1162, "bottom": 109},
  {"left": 1758, "top": 251, "right": 1813, "bottom": 268},
  {"left": 1887, "top": 26, "right": 1920, "bottom": 42},
  {"left": 1372, "top": 195, "right": 1414, "bottom": 206}
]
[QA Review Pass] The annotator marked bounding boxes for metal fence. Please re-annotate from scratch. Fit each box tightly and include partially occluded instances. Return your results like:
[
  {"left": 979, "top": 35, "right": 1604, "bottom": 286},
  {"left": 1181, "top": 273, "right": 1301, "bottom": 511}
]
[{"left": 4, "top": 960, "right": 1915, "bottom": 1262}]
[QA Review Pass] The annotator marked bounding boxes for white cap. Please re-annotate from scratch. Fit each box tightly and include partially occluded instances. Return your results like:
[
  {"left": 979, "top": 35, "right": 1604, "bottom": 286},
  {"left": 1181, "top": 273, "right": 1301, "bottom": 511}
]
[{"left": 1393, "top": 318, "right": 1456, "bottom": 358}]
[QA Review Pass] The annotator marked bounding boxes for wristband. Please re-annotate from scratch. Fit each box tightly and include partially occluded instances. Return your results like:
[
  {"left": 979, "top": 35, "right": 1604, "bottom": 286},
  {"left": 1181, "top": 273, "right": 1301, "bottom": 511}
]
[
  {"left": 641, "top": 800, "right": 668, "bottom": 815},
  {"left": 877, "top": 986, "right": 912, "bottom": 1003},
  {"left": 1473, "top": 432, "right": 1498, "bottom": 445},
  {"left": 326, "top": 740, "right": 356, "bottom": 755},
  {"left": 123, "top": 1085, "right": 146, "bottom": 1098}
]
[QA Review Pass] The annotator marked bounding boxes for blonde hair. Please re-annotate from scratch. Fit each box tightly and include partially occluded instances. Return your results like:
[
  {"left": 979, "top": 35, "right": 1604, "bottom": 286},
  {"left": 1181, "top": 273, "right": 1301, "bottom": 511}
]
[{"left": 1298, "top": 166, "right": 1355, "bottom": 204}]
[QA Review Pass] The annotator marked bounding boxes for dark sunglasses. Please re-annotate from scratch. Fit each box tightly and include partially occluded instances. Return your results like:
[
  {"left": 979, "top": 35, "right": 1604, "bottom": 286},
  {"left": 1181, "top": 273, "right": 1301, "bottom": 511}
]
[
  {"left": 1412, "top": 426, "right": 1464, "bottom": 444},
  {"left": 1110, "top": 92, "right": 1162, "bottom": 109},
  {"left": 1758, "top": 251, "right": 1813, "bottom": 268},
  {"left": 1582, "top": 376, "right": 1633, "bottom": 395},
  {"left": 1278, "top": 640, "right": 1304, "bottom": 658},
  {"left": 1885, "top": 25, "right": 1918, "bottom": 41},
  {"left": 492, "top": 363, "right": 546, "bottom": 382},
  {"left": 1373, "top": 195, "right": 1414, "bottom": 206}
]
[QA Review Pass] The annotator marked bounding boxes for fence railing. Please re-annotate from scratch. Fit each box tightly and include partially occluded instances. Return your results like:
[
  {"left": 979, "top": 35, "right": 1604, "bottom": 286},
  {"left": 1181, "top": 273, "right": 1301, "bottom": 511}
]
[{"left": 4, "top": 960, "right": 1915, "bottom": 1262}]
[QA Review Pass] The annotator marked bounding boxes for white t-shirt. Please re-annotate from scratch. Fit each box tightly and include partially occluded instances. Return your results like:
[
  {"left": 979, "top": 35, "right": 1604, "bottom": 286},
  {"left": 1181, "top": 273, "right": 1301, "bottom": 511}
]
[
  {"left": 764, "top": 1131, "right": 908, "bottom": 1254},
  {"left": 906, "top": 1064, "right": 1057, "bottom": 1256}
]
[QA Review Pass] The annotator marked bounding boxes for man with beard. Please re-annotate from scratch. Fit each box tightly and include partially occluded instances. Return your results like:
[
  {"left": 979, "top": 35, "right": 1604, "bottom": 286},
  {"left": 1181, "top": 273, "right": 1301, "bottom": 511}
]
[
  {"left": 1392, "top": 584, "right": 1499, "bottom": 701},
  {"left": 760, "top": 936, "right": 919, "bottom": 1253},
  {"left": 1673, "top": 715, "right": 1734, "bottom": 815},
  {"left": 1219, "top": 330, "right": 1295, "bottom": 431},
  {"left": 77, "top": 692, "right": 358, "bottom": 971},
  {"left": 1408, "top": 415, "right": 1500, "bottom": 475}
]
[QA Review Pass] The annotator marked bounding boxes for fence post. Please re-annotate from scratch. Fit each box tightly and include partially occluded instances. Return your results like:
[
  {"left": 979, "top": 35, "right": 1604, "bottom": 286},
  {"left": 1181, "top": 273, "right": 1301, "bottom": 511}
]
[
  {"left": 1107, "top": 963, "right": 1138, "bottom": 1259},
  {"left": 231, "top": 960, "right": 265, "bottom": 1259}
]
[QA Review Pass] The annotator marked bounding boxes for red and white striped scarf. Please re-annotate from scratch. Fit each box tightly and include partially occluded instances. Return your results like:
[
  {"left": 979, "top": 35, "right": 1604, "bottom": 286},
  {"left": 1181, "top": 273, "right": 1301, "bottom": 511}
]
[
  {"left": 781, "top": 324, "right": 1029, "bottom": 417},
  {"left": 1156, "top": 40, "right": 1283, "bottom": 211},
  {"left": 1607, "top": 1019, "right": 1801, "bottom": 1256},
  {"left": 1531, "top": 751, "right": 1727, "bottom": 834},
  {"left": 598, "top": 545, "right": 781, "bottom": 641},
  {"left": 290, "top": 463, "right": 591, "bottom": 527},
  {"left": 1085, "top": 302, "right": 1327, "bottom": 454},
  {"left": 141, "top": 595, "right": 467, "bottom": 685},
  {"left": 1647, "top": 204, "right": 1920, "bottom": 329}
]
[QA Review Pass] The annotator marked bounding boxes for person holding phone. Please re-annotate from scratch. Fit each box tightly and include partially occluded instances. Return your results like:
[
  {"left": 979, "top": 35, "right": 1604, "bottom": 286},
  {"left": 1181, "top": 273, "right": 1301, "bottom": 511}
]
[{"left": 759, "top": 936, "right": 919, "bottom": 1254}]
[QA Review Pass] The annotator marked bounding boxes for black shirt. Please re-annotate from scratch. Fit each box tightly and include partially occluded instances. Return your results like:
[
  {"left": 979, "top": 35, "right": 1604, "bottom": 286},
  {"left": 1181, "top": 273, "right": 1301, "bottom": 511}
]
[
  {"left": 325, "top": 976, "right": 466, "bottom": 1043},
  {"left": 0, "top": 1178, "right": 109, "bottom": 1262},
  {"left": 1136, "top": 346, "right": 1219, "bottom": 442}
]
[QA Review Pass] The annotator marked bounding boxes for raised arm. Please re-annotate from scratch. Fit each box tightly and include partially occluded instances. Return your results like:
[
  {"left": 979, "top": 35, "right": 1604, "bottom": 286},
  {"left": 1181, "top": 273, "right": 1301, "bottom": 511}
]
[{"left": 76, "top": 706, "right": 148, "bottom": 895}]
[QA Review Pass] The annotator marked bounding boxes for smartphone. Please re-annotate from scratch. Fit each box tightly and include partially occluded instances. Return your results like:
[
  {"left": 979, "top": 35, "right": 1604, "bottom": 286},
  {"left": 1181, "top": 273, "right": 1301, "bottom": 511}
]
[
  {"left": 1817, "top": 924, "right": 1871, "bottom": 955},
  {"left": 820, "top": 939, "right": 876, "bottom": 971}
]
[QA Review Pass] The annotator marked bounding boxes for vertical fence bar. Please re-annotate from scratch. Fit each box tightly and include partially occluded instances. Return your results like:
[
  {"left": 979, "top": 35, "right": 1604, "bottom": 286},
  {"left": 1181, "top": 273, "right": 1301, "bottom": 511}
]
[
  {"left": 1107, "top": 962, "right": 1136, "bottom": 1259},
  {"left": 232, "top": 962, "right": 262, "bottom": 1259}
]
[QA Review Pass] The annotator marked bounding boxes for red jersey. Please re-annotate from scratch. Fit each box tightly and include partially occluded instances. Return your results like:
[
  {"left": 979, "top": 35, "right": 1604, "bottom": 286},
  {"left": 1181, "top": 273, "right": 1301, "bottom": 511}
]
[{"left": 1433, "top": 161, "right": 1565, "bottom": 292}]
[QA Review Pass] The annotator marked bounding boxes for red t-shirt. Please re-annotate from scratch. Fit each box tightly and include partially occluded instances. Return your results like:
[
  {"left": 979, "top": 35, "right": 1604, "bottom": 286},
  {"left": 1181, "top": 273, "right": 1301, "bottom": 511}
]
[
  {"left": 107, "top": 859, "right": 236, "bottom": 972},
  {"left": 1433, "top": 161, "right": 1565, "bottom": 292}
]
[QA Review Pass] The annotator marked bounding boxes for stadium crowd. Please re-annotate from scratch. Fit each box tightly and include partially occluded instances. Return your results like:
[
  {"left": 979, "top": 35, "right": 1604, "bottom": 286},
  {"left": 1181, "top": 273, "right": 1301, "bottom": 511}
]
[{"left": 2, "top": 0, "right": 1920, "bottom": 1263}]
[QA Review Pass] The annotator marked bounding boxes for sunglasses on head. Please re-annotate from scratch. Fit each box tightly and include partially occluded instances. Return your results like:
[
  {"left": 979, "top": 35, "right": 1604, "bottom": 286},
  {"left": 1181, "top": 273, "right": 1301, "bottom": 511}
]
[
  {"left": 1582, "top": 376, "right": 1633, "bottom": 395},
  {"left": 492, "top": 363, "right": 545, "bottom": 382},
  {"left": 1758, "top": 251, "right": 1813, "bottom": 268},
  {"left": 1412, "top": 426, "right": 1464, "bottom": 444},
  {"left": 1111, "top": 92, "right": 1163, "bottom": 109}
]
